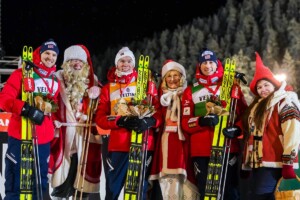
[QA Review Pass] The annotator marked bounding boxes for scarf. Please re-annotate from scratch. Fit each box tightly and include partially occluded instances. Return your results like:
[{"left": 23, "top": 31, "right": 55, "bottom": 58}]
[
  {"left": 246, "top": 100, "right": 268, "bottom": 168},
  {"left": 160, "top": 87, "right": 185, "bottom": 141}
]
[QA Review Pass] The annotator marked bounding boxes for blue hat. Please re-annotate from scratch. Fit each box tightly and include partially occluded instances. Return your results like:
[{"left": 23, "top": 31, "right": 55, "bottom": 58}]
[
  {"left": 198, "top": 49, "right": 217, "bottom": 65},
  {"left": 40, "top": 39, "right": 59, "bottom": 55}
]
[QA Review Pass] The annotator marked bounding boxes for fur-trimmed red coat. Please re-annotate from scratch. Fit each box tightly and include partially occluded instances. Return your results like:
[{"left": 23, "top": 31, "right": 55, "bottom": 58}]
[{"left": 48, "top": 70, "right": 102, "bottom": 193}]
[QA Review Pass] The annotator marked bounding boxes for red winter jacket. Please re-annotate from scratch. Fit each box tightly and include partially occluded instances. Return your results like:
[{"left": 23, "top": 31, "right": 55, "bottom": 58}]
[
  {"left": 0, "top": 68, "right": 60, "bottom": 144},
  {"left": 181, "top": 84, "right": 248, "bottom": 157},
  {"left": 94, "top": 66, "right": 162, "bottom": 152},
  {"left": 0, "top": 48, "right": 60, "bottom": 144}
]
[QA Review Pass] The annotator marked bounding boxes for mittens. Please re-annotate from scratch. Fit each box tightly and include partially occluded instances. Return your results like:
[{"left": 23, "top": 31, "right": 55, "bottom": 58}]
[
  {"left": 222, "top": 126, "right": 242, "bottom": 139},
  {"left": 282, "top": 164, "right": 296, "bottom": 179},
  {"left": 198, "top": 114, "right": 219, "bottom": 127}
]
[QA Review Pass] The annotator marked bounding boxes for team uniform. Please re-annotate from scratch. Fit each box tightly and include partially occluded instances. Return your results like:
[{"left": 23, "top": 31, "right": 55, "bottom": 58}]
[
  {"left": 0, "top": 41, "right": 60, "bottom": 199},
  {"left": 181, "top": 54, "right": 248, "bottom": 199}
]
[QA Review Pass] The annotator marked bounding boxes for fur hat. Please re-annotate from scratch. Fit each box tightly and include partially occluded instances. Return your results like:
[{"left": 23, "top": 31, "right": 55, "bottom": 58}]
[
  {"left": 63, "top": 44, "right": 95, "bottom": 88},
  {"left": 249, "top": 52, "right": 281, "bottom": 96},
  {"left": 40, "top": 39, "right": 59, "bottom": 55},
  {"left": 198, "top": 49, "right": 217, "bottom": 65},
  {"left": 115, "top": 47, "right": 135, "bottom": 66},
  {"left": 64, "top": 45, "right": 87, "bottom": 63},
  {"left": 162, "top": 60, "right": 186, "bottom": 79}
]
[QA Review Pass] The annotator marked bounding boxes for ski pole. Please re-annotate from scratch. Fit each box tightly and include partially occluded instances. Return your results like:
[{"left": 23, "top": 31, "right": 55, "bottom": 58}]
[
  {"left": 219, "top": 72, "right": 247, "bottom": 199},
  {"left": 32, "top": 123, "right": 43, "bottom": 200}
]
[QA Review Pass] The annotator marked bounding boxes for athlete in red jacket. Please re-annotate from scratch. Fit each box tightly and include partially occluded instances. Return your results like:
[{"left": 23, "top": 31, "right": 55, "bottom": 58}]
[
  {"left": 95, "top": 47, "right": 162, "bottom": 200},
  {"left": 0, "top": 39, "right": 60, "bottom": 199},
  {"left": 181, "top": 49, "right": 248, "bottom": 200}
]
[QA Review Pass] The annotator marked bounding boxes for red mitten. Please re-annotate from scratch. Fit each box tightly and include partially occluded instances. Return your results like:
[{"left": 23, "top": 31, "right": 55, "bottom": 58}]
[{"left": 282, "top": 164, "right": 296, "bottom": 179}]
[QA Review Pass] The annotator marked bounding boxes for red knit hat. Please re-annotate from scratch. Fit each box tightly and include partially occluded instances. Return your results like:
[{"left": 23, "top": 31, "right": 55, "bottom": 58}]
[{"left": 249, "top": 52, "right": 281, "bottom": 96}]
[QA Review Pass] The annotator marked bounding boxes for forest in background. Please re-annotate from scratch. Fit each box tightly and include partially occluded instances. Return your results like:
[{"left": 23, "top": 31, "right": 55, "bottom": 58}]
[{"left": 92, "top": 0, "right": 300, "bottom": 103}]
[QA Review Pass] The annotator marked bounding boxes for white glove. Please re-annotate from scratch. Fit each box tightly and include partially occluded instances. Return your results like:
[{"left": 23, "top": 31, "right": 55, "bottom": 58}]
[
  {"left": 54, "top": 120, "right": 62, "bottom": 128},
  {"left": 75, "top": 112, "right": 87, "bottom": 122}
]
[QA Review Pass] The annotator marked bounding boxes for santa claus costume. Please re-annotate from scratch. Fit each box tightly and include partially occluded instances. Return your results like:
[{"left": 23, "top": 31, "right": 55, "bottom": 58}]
[
  {"left": 49, "top": 45, "right": 102, "bottom": 199},
  {"left": 149, "top": 60, "right": 199, "bottom": 200}
]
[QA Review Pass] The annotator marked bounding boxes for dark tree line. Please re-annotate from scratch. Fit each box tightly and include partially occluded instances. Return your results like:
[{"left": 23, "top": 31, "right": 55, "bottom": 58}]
[{"left": 93, "top": 0, "right": 300, "bottom": 101}]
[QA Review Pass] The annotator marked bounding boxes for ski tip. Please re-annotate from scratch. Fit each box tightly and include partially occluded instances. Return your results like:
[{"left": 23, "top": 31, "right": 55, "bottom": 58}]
[
  {"left": 224, "top": 58, "right": 231, "bottom": 70},
  {"left": 138, "top": 55, "right": 145, "bottom": 67},
  {"left": 139, "top": 54, "right": 144, "bottom": 61},
  {"left": 231, "top": 59, "right": 236, "bottom": 65},
  {"left": 22, "top": 46, "right": 28, "bottom": 60},
  {"left": 225, "top": 58, "right": 230, "bottom": 63},
  {"left": 28, "top": 47, "right": 33, "bottom": 61},
  {"left": 144, "top": 56, "right": 150, "bottom": 68}
]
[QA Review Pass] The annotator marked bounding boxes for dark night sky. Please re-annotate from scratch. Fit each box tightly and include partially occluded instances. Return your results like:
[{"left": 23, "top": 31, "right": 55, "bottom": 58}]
[{"left": 1, "top": 0, "right": 226, "bottom": 58}]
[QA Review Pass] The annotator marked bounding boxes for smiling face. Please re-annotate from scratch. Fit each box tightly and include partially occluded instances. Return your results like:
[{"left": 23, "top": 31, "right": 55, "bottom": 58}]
[
  {"left": 40, "top": 50, "right": 58, "bottom": 68},
  {"left": 164, "top": 70, "right": 182, "bottom": 89},
  {"left": 256, "top": 79, "right": 275, "bottom": 98},
  {"left": 200, "top": 61, "right": 217, "bottom": 76},
  {"left": 116, "top": 56, "right": 134, "bottom": 73}
]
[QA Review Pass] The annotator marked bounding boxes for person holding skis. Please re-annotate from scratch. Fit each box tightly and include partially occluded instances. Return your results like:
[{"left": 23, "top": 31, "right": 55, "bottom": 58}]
[
  {"left": 241, "top": 52, "right": 300, "bottom": 199},
  {"left": 181, "top": 48, "right": 248, "bottom": 200},
  {"left": 48, "top": 44, "right": 102, "bottom": 200},
  {"left": 94, "top": 46, "right": 162, "bottom": 200},
  {"left": 0, "top": 39, "right": 60, "bottom": 199},
  {"left": 149, "top": 60, "right": 199, "bottom": 200}
]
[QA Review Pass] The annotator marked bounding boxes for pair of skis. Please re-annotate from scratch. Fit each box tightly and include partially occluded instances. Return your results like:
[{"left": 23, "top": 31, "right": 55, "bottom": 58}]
[
  {"left": 20, "top": 46, "right": 43, "bottom": 200},
  {"left": 204, "top": 58, "right": 246, "bottom": 200},
  {"left": 124, "top": 55, "right": 156, "bottom": 200}
]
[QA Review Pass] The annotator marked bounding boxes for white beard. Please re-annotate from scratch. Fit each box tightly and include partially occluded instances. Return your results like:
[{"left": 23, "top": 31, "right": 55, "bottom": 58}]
[{"left": 62, "top": 62, "right": 90, "bottom": 112}]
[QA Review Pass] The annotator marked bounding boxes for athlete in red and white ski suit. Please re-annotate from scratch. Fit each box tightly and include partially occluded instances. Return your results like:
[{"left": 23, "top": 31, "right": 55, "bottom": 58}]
[{"left": 181, "top": 49, "right": 248, "bottom": 200}]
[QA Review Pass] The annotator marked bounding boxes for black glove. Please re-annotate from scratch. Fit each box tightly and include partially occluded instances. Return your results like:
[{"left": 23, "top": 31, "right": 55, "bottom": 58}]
[
  {"left": 222, "top": 126, "right": 242, "bottom": 139},
  {"left": 198, "top": 114, "right": 219, "bottom": 127},
  {"left": 116, "top": 116, "right": 139, "bottom": 130},
  {"left": 132, "top": 117, "right": 156, "bottom": 133},
  {"left": 21, "top": 102, "right": 45, "bottom": 125}
]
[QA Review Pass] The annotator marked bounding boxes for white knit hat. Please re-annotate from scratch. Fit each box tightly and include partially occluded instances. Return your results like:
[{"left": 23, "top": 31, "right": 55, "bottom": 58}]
[
  {"left": 114, "top": 47, "right": 135, "bottom": 66},
  {"left": 63, "top": 45, "right": 87, "bottom": 63},
  {"left": 162, "top": 60, "right": 186, "bottom": 79}
]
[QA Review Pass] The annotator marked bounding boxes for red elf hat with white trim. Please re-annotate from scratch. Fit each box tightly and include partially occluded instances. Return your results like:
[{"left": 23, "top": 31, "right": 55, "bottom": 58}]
[{"left": 249, "top": 52, "right": 281, "bottom": 96}]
